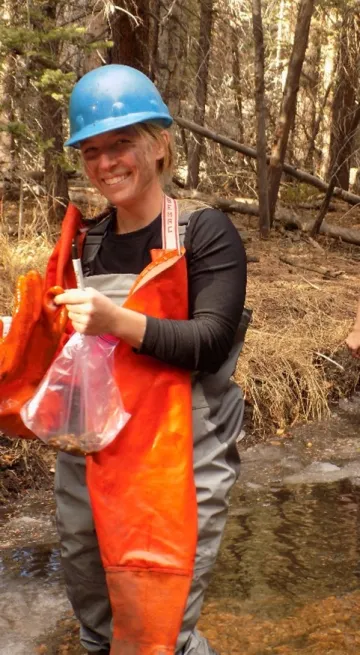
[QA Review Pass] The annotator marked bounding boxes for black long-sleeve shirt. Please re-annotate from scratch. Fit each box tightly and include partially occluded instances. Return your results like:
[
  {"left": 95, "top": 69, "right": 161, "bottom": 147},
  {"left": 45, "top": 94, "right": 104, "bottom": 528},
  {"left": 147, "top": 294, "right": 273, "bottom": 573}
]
[{"left": 93, "top": 208, "right": 247, "bottom": 373}]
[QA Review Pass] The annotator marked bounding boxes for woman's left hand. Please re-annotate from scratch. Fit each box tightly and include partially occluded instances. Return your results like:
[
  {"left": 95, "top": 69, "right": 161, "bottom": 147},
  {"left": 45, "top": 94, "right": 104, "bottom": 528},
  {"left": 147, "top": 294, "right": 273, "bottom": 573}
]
[{"left": 54, "top": 288, "right": 120, "bottom": 336}]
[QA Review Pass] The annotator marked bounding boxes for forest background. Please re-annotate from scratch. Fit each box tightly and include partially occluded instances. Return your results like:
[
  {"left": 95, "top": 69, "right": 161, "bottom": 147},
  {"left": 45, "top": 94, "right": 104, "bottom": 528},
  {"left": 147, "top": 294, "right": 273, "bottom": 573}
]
[{"left": 2, "top": 0, "right": 360, "bottom": 494}]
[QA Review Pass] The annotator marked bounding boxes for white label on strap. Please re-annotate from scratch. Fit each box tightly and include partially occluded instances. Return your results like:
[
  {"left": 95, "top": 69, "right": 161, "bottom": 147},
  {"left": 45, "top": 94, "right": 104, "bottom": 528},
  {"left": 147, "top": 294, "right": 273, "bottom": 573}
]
[
  {"left": 162, "top": 195, "right": 180, "bottom": 253},
  {"left": 0, "top": 316, "right": 12, "bottom": 337}
]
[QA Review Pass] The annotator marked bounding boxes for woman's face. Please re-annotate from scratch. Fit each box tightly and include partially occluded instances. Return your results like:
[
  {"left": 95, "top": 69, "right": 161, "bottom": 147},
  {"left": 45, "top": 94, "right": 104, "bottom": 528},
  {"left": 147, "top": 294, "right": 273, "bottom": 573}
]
[{"left": 80, "top": 126, "right": 167, "bottom": 208}]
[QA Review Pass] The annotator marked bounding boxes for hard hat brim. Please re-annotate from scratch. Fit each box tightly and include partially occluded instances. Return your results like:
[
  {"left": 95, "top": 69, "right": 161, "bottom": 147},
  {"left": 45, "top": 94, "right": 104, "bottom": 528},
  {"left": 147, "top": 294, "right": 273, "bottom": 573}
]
[{"left": 65, "top": 112, "right": 173, "bottom": 148}]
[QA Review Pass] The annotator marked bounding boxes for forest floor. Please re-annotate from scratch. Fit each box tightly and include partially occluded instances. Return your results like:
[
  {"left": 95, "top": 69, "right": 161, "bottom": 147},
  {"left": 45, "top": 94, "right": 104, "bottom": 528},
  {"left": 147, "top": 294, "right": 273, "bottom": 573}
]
[{"left": 1, "top": 194, "right": 360, "bottom": 504}]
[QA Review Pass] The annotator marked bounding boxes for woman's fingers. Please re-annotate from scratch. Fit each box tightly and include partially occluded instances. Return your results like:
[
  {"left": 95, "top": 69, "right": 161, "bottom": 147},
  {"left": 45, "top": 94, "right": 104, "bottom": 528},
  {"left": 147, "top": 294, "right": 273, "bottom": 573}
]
[
  {"left": 54, "top": 288, "right": 91, "bottom": 305},
  {"left": 68, "top": 309, "right": 88, "bottom": 323}
]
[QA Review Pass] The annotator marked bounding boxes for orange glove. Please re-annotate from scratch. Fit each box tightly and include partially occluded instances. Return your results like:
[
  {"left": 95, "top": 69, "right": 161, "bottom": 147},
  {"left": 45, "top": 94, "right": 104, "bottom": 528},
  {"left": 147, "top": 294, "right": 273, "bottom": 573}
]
[{"left": 0, "top": 270, "right": 67, "bottom": 438}]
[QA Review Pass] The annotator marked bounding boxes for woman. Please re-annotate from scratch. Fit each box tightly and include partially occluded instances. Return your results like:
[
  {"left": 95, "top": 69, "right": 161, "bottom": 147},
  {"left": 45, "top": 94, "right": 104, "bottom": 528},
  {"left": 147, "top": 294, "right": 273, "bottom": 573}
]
[{"left": 51, "top": 64, "right": 247, "bottom": 655}]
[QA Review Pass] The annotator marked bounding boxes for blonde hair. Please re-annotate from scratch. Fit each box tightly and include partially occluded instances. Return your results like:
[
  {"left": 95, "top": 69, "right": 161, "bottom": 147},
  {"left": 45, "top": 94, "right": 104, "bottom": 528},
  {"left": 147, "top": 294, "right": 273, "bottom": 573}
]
[{"left": 133, "top": 122, "right": 174, "bottom": 178}]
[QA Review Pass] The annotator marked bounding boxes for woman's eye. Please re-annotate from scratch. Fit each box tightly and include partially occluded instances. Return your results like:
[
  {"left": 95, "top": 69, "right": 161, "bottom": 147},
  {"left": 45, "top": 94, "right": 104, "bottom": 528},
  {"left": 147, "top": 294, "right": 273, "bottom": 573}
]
[{"left": 83, "top": 147, "right": 97, "bottom": 157}]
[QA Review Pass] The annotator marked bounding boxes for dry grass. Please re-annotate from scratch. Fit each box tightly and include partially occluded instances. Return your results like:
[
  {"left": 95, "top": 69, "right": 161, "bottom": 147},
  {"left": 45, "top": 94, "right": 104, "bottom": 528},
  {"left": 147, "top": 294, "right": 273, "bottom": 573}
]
[
  {"left": 232, "top": 203, "right": 360, "bottom": 436},
  {"left": 235, "top": 275, "right": 360, "bottom": 435},
  {"left": 0, "top": 232, "right": 52, "bottom": 314},
  {"left": 0, "top": 436, "right": 54, "bottom": 502}
]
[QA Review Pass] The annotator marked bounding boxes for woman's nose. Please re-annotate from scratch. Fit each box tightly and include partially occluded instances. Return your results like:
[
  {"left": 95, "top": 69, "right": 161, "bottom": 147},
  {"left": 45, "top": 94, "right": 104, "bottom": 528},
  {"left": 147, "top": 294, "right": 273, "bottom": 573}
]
[{"left": 97, "top": 149, "right": 116, "bottom": 171}]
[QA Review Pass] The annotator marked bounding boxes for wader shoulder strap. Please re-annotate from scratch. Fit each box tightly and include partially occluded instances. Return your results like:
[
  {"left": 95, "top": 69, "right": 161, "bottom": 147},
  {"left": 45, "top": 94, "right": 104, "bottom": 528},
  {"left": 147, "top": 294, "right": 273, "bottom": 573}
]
[
  {"left": 178, "top": 209, "right": 203, "bottom": 248},
  {"left": 81, "top": 212, "right": 113, "bottom": 276}
]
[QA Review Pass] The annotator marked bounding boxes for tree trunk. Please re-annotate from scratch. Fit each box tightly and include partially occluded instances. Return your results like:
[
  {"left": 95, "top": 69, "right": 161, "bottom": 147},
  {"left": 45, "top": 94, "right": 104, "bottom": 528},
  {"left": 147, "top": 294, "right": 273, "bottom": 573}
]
[
  {"left": 251, "top": 0, "right": 270, "bottom": 238},
  {"left": 275, "top": 0, "right": 287, "bottom": 91},
  {"left": 231, "top": 25, "right": 244, "bottom": 143},
  {"left": 318, "top": 8, "right": 338, "bottom": 179},
  {"left": 268, "top": 0, "right": 315, "bottom": 222},
  {"left": 327, "top": 10, "right": 360, "bottom": 190},
  {"left": 1, "top": 0, "right": 18, "bottom": 183},
  {"left": 305, "top": 83, "right": 332, "bottom": 172},
  {"left": 36, "top": 1, "right": 69, "bottom": 225},
  {"left": 42, "top": 94, "right": 69, "bottom": 224},
  {"left": 186, "top": 0, "right": 214, "bottom": 188},
  {"left": 302, "top": 21, "right": 322, "bottom": 172},
  {"left": 83, "top": 7, "right": 108, "bottom": 73},
  {"left": 156, "top": 0, "right": 186, "bottom": 117},
  {"left": 109, "top": 0, "right": 150, "bottom": 74},
  {"left": 2, "top": 53, "right": 16, "bottom": 181},
  {"left": 149, "top": 0, "right": 161, "bottom": 81}
]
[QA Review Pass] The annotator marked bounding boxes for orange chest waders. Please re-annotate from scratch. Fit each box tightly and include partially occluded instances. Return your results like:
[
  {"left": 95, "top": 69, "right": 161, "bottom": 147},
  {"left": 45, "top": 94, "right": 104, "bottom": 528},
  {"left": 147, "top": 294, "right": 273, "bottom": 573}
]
[{"left": 45, "top": 199, "right": 198, "bottom": 655}]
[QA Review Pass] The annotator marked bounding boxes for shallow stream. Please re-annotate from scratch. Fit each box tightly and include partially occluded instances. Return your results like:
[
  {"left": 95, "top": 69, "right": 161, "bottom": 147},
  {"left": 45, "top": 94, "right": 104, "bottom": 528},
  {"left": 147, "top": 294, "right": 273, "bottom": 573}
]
[{"left": 2, "top": 397, "right": 360, "bottom": 653}]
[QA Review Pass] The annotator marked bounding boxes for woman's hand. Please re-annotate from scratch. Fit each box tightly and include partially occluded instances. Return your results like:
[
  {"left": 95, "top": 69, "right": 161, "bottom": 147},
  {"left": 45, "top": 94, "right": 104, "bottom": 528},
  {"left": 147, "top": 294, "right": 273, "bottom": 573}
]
[
  {"left": 54, "top": 287, "right": 147, "bottom": 348},
  {"left": 54, "top": 288, "right": 120, "bottom": 336},
  {"left": 346, "top": 329, "right": 360, "bottom": 358}
]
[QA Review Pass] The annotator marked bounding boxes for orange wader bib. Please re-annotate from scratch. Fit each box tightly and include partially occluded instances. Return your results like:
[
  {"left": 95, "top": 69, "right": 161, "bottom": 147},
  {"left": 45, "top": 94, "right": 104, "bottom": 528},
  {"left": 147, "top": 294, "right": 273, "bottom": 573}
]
[{"left": 45, "top": 199, "right": 198, "bottom": 655}]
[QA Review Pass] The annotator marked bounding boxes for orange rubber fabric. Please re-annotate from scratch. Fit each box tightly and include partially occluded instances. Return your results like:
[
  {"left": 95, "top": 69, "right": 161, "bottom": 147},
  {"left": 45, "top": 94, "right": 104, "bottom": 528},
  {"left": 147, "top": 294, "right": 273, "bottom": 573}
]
[
  {"left": 0, "top": 270, "right": 67, "bottom": 438},
  {"left": 0, "top": 202, "right": 83, "bottom": 439},
  {"left": 45, "top": 204, "right": 198, "bottom": 655}
]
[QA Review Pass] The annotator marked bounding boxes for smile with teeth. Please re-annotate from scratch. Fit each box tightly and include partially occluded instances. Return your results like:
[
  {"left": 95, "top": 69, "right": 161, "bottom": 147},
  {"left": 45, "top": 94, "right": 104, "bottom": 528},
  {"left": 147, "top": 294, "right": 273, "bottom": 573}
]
[{"left": 103, "top": 173, "right": 130, "bottom": 186}]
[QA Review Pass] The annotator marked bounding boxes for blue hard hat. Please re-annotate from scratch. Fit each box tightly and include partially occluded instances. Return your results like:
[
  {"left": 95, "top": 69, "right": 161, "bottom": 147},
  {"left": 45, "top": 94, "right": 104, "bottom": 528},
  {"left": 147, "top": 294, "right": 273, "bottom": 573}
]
[{"left": 65, "top": 64, "right": 173, "bottom": 148}]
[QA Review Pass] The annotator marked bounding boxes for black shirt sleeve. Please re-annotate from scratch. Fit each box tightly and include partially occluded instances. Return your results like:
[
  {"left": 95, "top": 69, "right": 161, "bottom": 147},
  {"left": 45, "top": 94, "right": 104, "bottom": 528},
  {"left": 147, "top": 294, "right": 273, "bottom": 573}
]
[{"left": 139, "top": 208, "right": 247, "bottom": 373}]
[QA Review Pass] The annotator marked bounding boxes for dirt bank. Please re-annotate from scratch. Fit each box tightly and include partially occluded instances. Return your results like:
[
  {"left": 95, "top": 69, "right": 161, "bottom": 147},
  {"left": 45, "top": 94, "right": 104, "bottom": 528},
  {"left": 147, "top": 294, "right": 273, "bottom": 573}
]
[{"left": 0, "top": 436, "right": 55, "bottom": 503}]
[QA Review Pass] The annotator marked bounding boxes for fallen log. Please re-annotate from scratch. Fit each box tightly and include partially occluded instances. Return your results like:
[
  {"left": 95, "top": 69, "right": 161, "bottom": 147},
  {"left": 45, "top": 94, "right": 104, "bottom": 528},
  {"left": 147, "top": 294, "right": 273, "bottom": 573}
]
[
  {"left": 318, "top": 222, "right": 360, "bottom": 247},
  {"left": 174, "top": 116, "right": 360, "bottom": 206},
  {"left": 173, "top": 189, "right": 297, "bottom": 222},
  {"left": 173, "top": 190, "right": 360, "bottom": 247},
  {"left": 298, "top": 200, "right": 336, "bottom": 211},
  {"left": 278, "top": 212, "right": 360, "bottom": 246}
]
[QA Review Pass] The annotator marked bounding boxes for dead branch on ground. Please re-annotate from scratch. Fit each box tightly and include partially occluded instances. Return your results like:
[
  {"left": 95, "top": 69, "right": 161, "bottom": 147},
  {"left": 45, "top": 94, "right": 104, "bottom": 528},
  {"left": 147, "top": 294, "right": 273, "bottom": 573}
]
[{"left": 279, "top": 256, "right": 344, "bottom": 278}]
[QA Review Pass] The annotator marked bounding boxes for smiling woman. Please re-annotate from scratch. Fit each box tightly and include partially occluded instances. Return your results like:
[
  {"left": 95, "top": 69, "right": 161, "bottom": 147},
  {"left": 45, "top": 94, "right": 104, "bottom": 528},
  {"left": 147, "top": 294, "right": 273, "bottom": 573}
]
[
  {"left": 46, "top": 64, "right": 248, "bottom": 655},
  {"left": 79, "top": 126, "right": 170, "bottom": 229}
]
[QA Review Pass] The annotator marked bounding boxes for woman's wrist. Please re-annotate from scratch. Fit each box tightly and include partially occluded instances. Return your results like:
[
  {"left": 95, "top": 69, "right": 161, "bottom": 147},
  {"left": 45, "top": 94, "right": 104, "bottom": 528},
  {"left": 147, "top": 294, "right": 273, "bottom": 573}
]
[{"left": 111, "top": 306, "right": 147, "bottom": 349}]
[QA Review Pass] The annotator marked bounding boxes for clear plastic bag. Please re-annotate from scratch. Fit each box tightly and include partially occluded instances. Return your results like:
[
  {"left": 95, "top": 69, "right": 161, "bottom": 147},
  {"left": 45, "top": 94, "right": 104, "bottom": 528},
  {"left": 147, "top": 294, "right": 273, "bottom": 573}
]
[{"left": 21, "top": 332, "right": 130, "bottom": 455}]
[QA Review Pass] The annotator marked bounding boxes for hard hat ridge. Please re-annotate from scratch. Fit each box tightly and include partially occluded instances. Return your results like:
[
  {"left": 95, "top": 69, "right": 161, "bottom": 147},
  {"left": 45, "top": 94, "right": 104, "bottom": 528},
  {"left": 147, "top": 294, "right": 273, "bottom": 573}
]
[{"left": 65, "top": 64, "right": 173, "bottom": 148}]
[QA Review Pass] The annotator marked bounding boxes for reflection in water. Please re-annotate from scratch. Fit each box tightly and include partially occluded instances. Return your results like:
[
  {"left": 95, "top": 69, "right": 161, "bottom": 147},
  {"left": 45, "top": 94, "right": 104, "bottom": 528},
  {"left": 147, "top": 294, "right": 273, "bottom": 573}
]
[
  {"left": 0, "top": 544, "right": 61, "bottom": 585},
  {"left": 210, "top": 480, "right": 360, "bottom": 612},
  {"left": 200, "top": 478, "right": 360, "bottom": 653}
]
